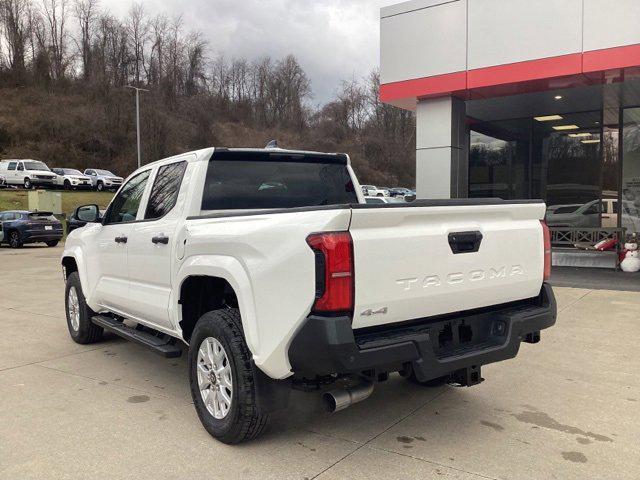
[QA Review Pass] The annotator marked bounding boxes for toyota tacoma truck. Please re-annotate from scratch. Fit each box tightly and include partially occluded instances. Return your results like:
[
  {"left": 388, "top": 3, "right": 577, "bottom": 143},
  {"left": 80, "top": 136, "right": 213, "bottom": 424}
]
[{"left": 61, "top": 146, "right": 556, "bottom": 444}]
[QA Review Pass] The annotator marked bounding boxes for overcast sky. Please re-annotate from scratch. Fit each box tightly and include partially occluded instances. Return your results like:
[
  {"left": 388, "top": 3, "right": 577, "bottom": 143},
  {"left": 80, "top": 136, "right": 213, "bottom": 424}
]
[{"left": 106, "top": 0, "right": 398, "bottom": 105}]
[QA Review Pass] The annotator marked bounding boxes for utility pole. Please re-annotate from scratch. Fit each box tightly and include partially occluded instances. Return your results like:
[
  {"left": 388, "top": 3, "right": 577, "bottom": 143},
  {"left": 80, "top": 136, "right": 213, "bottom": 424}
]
[{"left": 126, "top": 86, "right": 149, "bottom": 169}]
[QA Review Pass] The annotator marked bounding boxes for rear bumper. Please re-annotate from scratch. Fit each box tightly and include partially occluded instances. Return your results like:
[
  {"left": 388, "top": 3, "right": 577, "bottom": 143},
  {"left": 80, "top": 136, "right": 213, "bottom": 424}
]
[
  {"left": 288, "top": 284, "right": 556, "bottom": 381},
  {"left": 23, "top": 230, "right": 63, "bottom": 243}
]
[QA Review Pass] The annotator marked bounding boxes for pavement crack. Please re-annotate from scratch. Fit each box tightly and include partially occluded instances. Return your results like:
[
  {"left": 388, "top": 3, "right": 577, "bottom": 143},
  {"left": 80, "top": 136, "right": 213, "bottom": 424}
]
[
  {"left": 310, "top": 388, "right": 449, "bottom": 479},
  {"left": 35, "top": 364, "right": 173, "bottom": 399},
  {"left": 0, "top": 346, "right": 104, "bottom": 373},
  {"left": 366, "top": 445, "right": 502, "bottom": 480},
  {"left": 558, "top": 290, "right": 593, "bottom": 314}
]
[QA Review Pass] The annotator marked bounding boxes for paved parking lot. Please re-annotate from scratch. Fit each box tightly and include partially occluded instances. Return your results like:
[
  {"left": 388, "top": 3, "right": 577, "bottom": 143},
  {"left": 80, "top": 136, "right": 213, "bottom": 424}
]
[{"left": 1, "top": 245, "right": 638, "bottom": 479}]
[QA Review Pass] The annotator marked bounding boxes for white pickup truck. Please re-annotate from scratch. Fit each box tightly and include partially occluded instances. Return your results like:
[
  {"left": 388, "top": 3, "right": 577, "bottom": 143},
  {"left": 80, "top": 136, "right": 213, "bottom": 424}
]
[{"left": 61, "top": 147, "right": 556, "bottom": 444}]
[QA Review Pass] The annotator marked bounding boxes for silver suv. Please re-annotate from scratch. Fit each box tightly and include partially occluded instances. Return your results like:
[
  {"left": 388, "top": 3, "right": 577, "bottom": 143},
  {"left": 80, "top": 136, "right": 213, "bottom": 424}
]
[{"left": 83, "top": 169, "right": 124, "bottom": 191}]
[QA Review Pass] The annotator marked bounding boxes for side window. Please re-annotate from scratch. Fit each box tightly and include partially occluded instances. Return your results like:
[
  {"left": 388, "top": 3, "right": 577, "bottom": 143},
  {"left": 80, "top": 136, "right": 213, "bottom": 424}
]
[
  {"left": 144, "top": 161, "right": 188, "bottom": 220},
  {"left": 104, "top": 171, "right": 150, "bottom": 224},
  {"left": 8, "top": 162, "right": 16, "bottom": 171},
  {"left": 17, "top": 162, "right": 24, "bottom": 171}
]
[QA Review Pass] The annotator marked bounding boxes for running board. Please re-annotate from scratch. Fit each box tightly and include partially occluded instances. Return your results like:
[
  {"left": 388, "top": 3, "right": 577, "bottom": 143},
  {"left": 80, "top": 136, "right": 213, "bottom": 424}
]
[{"left": 91, "top": 315, "right": 183, "bottom": 358}]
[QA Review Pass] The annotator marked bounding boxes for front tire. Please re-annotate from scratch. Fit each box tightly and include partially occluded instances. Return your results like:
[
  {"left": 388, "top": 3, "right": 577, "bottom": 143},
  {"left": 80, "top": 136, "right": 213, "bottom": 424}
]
[
  {"left": 23, "top": 178, "right": 31, "bottom": 189},
  {"left": 46, "top": 240, "right": 59, "bottom": 247},
  {"left": 96, "top": 182, "right": 104, "bottom": 191},
  {"left": 188, "top": 308, "right": 269, "bottom": 444},
  {"left": 65, "top": 272, "right": 103, "bottom": 344}
]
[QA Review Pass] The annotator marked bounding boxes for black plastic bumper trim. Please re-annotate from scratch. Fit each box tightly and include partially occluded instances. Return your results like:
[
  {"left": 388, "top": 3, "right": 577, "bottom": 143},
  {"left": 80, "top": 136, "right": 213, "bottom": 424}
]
[{"left": 288, "top": 284, "right": 557, "bottom": 381}]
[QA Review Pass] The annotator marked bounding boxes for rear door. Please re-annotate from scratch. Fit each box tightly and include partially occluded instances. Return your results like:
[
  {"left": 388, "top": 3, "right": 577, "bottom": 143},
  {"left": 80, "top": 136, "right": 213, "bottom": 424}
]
[
  {"left": 349, "top": 201, "right": 546, "bottom": 329},
  {"left": 126, "top": 159, "right": 190, "bottom": 328}
]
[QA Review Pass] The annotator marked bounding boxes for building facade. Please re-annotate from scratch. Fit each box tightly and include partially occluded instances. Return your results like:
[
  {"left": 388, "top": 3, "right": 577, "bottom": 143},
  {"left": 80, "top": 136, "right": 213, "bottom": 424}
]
[{"left": 380, "top": 0, "right": 640, "bottom": 236}]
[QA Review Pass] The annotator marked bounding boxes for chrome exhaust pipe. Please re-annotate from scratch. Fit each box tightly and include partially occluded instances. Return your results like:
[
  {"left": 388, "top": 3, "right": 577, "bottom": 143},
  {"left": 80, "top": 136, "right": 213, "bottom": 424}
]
[{"left": 322, "top": 381, "right": 374, "bottom": 413}]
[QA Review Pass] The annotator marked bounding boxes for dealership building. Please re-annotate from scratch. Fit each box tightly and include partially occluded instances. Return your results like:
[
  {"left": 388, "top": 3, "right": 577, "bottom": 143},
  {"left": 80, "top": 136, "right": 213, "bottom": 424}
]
[{"left": 380, "top": 0, "right": 640, "bottom": 243}]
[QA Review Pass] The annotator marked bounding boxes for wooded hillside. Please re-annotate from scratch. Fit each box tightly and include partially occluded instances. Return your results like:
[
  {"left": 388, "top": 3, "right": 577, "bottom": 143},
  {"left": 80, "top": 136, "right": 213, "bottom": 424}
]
[{"left": 0, "top": 0, "right": 416, "bottom": 187}]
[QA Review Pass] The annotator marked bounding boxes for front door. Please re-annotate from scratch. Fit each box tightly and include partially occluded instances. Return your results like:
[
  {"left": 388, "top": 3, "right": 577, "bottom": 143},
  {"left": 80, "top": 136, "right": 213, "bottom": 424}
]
[
  {"left": 126, "top": 160, "right": 189, "bottom": 329},
  {"left": 86, "top": 170, "right": 151, "bottom": 313}
]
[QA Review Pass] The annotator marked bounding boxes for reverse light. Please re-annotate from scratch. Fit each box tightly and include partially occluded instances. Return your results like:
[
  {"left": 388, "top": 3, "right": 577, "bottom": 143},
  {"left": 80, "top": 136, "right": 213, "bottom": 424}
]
[
  {"left": 306, "top": 232, "right": 354, "bottom": 314},
  {"left": 541, "top": 221, "right": 551, "bottom": 281}
]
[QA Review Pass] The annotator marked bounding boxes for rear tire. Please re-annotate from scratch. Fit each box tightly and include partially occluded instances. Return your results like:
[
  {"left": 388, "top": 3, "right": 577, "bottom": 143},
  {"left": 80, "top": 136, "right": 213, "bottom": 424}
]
[
  {"left": 46, "top": 240, "right": 59, "bottom": 247},
  {"left": 188, "top": 308, "right": 269, "bottom": 444},
  {"left": 8, "top": 230, "right": 22, "bottom": 248},
  {"left": 65, "top": 272, "right": 103, "bottom": 344}
]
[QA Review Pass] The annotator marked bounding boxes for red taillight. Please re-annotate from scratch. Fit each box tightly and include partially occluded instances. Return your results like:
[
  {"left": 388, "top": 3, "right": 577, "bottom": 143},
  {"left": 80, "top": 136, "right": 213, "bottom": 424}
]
[
  {"left": 306, "top": 232, "right": 354, "bottom": 314},
  {"left": 541, "top": 221, "right": 551, "bottom": 281}
]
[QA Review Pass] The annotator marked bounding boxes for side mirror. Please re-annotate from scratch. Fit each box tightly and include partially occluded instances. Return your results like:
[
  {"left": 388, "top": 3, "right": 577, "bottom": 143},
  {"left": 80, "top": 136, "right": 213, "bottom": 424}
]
[{"left": 76, "top": 204, "right": 100, "bottom": 223}]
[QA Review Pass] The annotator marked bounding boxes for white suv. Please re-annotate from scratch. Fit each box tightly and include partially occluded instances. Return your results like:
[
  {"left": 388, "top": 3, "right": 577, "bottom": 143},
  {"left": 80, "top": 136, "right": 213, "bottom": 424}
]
[{"left": 0, "top": 159, "right": 57, "bottom": 189}]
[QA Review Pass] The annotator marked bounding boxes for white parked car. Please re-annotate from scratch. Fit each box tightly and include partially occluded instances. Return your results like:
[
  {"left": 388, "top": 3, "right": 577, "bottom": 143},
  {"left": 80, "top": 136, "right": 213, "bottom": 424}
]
[
  {"left": 51, "top": 168, "right": 93, "bottom": 190},
  {"left": 361, "top": 184, "right": 389, "bottom": 197},
  {"left": 0, "top": 159, "right": 57, "bottom": 189},
  {"left": 83, "top": 169, "right": 124, "bottom": 191},
  {"left": 61, "top": 146, "right": 556, "bottom": 444}
]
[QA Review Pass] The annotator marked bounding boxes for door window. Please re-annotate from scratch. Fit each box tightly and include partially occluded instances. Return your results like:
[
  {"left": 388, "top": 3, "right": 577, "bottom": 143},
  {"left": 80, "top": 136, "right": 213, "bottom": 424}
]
[
  {"left": 16, "top": 163, "right": 24, "bottom": 171},
  {"left": 8, "top": 162, "right": 16, "bottom": 171},
  {"left": 144, "top": 162, "right": 188, "bottom": 220},
  {"left": 104, "top": 171, "right": 150, "bottom": 224}
]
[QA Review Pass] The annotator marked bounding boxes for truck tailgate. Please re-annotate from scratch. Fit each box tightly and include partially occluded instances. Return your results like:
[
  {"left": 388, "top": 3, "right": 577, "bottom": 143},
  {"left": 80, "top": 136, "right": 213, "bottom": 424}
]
[{"left": 349, "top": 201, "right": 547, "bottom": 329}]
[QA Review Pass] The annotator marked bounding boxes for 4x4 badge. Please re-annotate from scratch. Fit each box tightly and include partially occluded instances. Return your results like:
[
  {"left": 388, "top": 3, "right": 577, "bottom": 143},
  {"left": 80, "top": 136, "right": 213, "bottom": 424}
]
[{"left": 361, "top": 307, "right": 388, "bottom": 317}]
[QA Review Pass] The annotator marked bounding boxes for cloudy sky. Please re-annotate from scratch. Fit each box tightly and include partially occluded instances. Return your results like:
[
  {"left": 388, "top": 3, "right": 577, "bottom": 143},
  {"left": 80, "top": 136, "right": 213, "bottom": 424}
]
[{"left": 107, "top": 0, "right": 398, "bottom": 105}]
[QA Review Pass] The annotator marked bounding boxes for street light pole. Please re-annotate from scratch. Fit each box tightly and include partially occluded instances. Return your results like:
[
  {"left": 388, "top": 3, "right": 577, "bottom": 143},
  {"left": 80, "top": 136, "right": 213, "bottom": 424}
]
[{"left": 126, "top": 86, "right": 149, "bottom": 169}]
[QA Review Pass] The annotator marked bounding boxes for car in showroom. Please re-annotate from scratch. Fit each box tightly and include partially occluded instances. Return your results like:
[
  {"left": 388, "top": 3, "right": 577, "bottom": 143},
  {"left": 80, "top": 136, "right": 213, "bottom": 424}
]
[
  {"left": 0, "top": 159, "right": 57, "bottom": 189},
  {"left": 51, "top": 168, "right": 93, "bottom": 190},
  {"left": 61, "top": 146, "right": 555, "bottom": 444},
  {"left": 0, "top": 210, "right": 63, "bottom": 248},
  {"left": 83, "top": 169, "right": 124, "bottom": 191}
]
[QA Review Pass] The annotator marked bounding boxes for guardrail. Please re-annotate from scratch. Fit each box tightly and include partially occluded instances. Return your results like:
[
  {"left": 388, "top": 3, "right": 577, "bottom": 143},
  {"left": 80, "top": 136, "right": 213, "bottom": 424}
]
[
  {"left": 548, "top": 227, "right": 626, "bottom": 247},
  {"left": 549, "top": 227, "right": 626, "bottom": 268}
]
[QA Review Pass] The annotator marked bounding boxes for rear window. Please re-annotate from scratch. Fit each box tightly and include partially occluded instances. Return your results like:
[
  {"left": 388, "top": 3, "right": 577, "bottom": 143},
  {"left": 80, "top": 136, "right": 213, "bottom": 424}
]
[
  {"left": 201, "top": 157, "right": 357, "bottom": 211},
  {"left": 28, "top": 212, "right": 57, "bottom": 221}
]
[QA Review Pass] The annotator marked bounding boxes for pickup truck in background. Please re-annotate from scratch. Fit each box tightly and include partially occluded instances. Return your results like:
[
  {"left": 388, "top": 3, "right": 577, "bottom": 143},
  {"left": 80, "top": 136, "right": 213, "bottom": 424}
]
[{"left": 61, "top": 146, "right": 556, "bottom": 444}]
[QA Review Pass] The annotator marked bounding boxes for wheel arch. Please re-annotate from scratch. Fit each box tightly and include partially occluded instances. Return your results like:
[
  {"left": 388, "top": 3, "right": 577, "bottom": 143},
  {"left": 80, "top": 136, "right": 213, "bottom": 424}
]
[
  {"left": 61, "top": 248, "right": 90, "bottom": 301},
  {"left": 175, "top": 256, "right": 259, "bottom": 356}
]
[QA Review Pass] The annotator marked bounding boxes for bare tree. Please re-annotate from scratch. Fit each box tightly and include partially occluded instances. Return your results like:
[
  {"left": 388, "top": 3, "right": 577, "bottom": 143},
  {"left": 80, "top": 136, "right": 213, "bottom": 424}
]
[
  {"left": 0, "top": 0, "right": 29, "bottom": 83},
  {"left": 73, "top": 0, "right": 98, "bottom": 80},
  {"left": 40, "top": 0, "right": 69, "bottom": 80},
  {"left": 126, "top": 2, "right": 147, "bottom": 85}
]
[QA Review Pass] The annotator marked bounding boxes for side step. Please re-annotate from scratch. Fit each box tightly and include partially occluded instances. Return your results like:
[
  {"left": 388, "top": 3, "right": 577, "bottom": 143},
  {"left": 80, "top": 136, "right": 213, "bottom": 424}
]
[{"left": 92, "top": 315, "right": 183, "bottom": 358}]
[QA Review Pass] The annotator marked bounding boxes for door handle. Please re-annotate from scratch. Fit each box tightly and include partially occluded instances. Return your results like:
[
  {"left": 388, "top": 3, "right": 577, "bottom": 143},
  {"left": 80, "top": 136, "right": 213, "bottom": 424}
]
[
  {"left": 152, "top": 234, "right": 169, "bottom": 245},
  {"left": 115, "top": 236, "right": 128, "bottom": 244}
]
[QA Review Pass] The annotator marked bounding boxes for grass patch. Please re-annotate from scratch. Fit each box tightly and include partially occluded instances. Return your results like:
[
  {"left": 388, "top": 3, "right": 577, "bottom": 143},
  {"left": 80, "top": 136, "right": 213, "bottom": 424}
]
[{"left": 0, "top": 189, "right": 114, "bottom": 214}]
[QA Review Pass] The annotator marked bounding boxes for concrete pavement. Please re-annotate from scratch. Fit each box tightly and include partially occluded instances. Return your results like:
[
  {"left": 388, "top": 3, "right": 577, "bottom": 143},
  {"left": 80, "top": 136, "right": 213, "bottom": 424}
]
[{"left": 0, "top": 245, "right": 638, "bottom": 479}]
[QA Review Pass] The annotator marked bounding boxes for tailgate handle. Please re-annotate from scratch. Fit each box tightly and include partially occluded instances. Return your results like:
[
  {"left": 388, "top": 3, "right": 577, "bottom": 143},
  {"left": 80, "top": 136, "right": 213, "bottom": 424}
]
[{"left": 448, "top": 231, "right": 483, "bottom": 254}]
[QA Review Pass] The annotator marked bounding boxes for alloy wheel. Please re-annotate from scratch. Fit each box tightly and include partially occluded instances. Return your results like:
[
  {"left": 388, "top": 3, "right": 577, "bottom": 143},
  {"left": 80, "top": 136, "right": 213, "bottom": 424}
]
[
  {"left": 196, "top": 337, "right": 233, "bottom": 419},
  {"left": 67, "top": 286, "right": 80, "bottom": 331}
]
